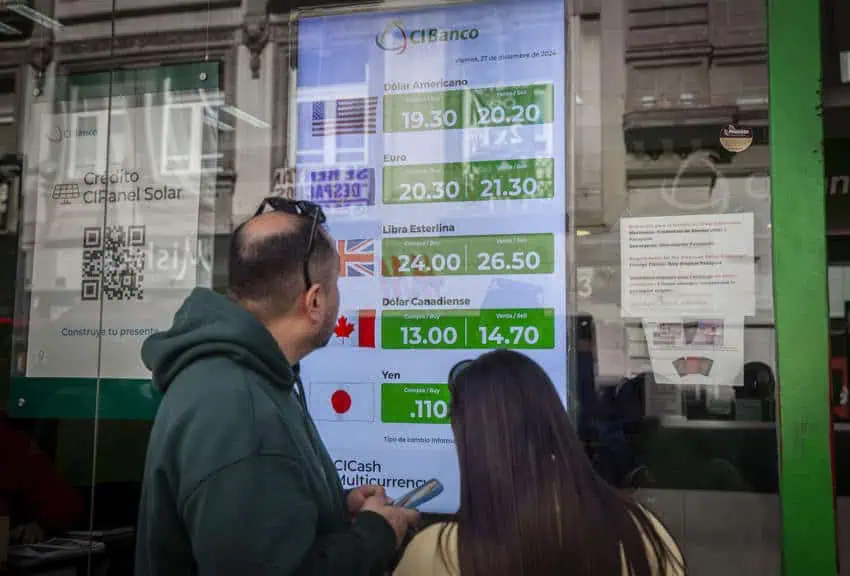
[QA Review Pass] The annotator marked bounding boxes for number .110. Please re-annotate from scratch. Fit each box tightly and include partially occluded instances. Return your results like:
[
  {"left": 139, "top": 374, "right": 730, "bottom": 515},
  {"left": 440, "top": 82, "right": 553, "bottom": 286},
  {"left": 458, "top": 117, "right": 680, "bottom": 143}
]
[{"left": 413, "top": 399, "right": 449, "bottom": 420}]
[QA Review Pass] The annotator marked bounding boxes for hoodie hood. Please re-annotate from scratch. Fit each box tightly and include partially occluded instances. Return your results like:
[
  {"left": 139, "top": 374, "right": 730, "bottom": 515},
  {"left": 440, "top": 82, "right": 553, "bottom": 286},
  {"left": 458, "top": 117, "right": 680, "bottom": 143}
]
[{"left": 142, "top": 288, "right": 294, "bottom": 393}]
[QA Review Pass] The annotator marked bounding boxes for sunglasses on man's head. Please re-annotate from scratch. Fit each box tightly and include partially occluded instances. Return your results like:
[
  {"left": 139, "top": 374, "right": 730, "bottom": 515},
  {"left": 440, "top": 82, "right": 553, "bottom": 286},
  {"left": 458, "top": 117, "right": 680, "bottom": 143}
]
[
  {"left": 253, "top": 197, "right": 328, "bottom": 289},
  {"left": 254, "top": 197, "right": 327, "bottom": 223}
]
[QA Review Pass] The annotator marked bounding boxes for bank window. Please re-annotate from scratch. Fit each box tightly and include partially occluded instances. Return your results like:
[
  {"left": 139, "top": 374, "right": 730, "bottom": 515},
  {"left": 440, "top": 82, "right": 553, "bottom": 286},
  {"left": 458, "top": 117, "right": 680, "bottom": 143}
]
[
  {"left": 67, "top": 112, "right": 107, "bottom": 178},
  {"left": 335, "top": 133, "right": 366, "bottom": 164},
  {"left": 292, "top": 69, "right": 373, "bottom": 167},
  {"left": 200, "top": 108, "right": 222, "bottom": 173},
  {"left": 460, "top": 117, "right": 552, "bottom": 161},
  {"left": 161, "top": 103, "right": 196, "bottom": 174},
  {"left": 108, "top": 104, "right": 130, "bottom": 166},
  {"left": 576, "top": 17, "right": 602, "bottom": 211},
  {"left": 293, "top": 100, "right": 370, "bottom": 166},
  {"left": 160, "top": 99, "right": 223, "bottom": 176},
  {"left": 198, "top": 88, "right": 227, "bottom": 173}
]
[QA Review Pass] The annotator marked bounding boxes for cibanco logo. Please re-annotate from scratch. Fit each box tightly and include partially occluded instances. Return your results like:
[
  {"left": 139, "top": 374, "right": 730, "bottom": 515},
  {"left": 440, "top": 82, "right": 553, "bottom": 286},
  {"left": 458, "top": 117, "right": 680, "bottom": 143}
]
[
  {"left": 376, "top": 20, "right": 408, "bottom": 54},
  {"left": 46, "top": 126, "right": 98, "bottom": 144},
  {"left": 376, "top": 20, "right": 480, "bottom": 54}
]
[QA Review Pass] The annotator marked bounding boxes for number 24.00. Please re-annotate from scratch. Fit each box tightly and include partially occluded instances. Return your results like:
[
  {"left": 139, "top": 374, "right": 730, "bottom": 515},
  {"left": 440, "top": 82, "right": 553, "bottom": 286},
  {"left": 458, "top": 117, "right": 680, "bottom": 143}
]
[{"left": 397, "top": 253, "right": 462, "bottom": 273}]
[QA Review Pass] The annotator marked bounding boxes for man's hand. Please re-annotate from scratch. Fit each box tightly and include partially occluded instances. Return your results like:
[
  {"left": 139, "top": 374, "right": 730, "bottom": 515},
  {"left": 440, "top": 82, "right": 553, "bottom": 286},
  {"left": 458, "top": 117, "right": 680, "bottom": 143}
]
[
  {"left": 361, "top": 495, "right": 420, "bottom": 546},
  {"left": 347, "top": 484, "right": 386, "bottom": 515}
]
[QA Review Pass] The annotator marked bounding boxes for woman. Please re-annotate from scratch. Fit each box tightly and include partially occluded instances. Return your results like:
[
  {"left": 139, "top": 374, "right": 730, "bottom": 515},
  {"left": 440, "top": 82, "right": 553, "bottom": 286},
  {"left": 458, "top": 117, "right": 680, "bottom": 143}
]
[{"left": 394, "top": 349, "right": 685, "bottom": 576}]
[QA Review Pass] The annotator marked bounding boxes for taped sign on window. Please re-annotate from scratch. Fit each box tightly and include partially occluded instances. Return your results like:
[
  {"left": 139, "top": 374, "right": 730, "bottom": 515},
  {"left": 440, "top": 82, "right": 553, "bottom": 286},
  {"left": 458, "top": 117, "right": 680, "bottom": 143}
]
[{"left": 272, "top": 167, "right": 297, "bottom": 200}]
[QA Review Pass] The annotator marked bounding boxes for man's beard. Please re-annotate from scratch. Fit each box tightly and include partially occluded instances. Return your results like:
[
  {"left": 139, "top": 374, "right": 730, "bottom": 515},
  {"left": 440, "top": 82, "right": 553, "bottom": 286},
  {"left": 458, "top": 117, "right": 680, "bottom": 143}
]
[{"left": 312, "top": 313, "right": 336, "bottom": 350}]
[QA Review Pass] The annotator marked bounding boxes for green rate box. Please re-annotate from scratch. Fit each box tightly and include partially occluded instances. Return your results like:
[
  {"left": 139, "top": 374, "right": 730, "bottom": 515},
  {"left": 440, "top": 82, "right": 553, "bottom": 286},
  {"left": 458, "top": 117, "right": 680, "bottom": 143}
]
[
  {"left": 468, "top": 308, "right": 555, "bottom": 349},
  {"left": 383, "top": 158, "right": 555, "bottom": 204},
  {"left": 381, "top": 233, "right": 555, "bottom": 277},
  {"left": 382, "top": 383, "right": 451, "bottom": 424},
  {"left": 382, "top": 310, "right": 468, "bottom": 349},
  {"left": 381, "top": 308, "right": 556, "bottom": 350},
  {"left": 383, "top": 83, "right": 554, "bottom": 133}
]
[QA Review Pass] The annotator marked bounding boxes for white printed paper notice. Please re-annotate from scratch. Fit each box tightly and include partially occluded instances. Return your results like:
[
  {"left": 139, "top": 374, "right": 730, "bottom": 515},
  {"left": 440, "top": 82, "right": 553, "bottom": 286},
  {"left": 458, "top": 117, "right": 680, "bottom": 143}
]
[
  {"left": 620, "top": 213, "right": 755, "bottom": 318},
  {"left": 642, "top": 317, "right": 745, "bottom": 387}
]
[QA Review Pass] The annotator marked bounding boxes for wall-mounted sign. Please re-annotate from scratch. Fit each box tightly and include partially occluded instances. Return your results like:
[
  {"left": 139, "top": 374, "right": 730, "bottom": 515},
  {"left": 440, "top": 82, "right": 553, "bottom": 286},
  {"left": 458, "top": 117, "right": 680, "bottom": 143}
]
[{"left": 11, "top": 92, "right": 214, "bottom": 419}]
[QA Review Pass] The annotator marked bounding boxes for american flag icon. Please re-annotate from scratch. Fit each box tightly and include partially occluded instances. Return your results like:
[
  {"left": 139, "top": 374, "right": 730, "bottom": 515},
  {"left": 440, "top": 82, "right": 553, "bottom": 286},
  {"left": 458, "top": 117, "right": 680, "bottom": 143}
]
[
  {"left": 312, "top": 97, "right": 378, "bottom": 136},
  {"left": 338, "top": 238, "right": 375, "bottom": 277}
]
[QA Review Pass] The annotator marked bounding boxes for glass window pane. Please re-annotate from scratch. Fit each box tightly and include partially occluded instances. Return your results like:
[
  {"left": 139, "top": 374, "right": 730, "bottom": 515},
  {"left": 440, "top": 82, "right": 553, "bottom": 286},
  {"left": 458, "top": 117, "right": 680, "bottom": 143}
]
[
  {"left": 0, "top": 1, "right": 804, "bottom": 574},
  {"left": 825, "top": 0, "right": 850, "bottom": 569}
]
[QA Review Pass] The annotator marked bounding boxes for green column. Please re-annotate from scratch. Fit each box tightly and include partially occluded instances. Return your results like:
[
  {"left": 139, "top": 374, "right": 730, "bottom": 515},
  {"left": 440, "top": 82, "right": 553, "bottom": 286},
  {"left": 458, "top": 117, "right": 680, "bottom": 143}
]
[{"left": 768, "top": 0, "right": 838, "bottom": 573}]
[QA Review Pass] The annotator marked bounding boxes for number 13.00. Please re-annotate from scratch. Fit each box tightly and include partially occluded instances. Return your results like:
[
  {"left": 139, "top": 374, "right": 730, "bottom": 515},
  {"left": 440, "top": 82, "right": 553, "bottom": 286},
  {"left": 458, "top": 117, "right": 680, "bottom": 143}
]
[{"left": 400, "top": 325, "right": 459, "bottom": 346}]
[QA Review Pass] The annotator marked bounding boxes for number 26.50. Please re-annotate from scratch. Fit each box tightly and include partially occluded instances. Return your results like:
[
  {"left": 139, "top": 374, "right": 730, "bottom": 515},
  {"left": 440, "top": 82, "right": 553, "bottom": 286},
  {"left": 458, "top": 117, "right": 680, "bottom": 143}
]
[{"left": 476, "top": 251, "right": 541, "bottom": 271}]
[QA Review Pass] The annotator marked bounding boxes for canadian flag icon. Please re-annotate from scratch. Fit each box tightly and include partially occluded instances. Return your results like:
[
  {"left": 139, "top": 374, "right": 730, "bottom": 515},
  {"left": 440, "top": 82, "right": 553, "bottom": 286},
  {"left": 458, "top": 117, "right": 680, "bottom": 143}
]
[
  {"left": 328, "top": 310, "right": 376, "bottom": 348},
  {"left": 308, "top": 382, "right": 375, "bottom": 422}
]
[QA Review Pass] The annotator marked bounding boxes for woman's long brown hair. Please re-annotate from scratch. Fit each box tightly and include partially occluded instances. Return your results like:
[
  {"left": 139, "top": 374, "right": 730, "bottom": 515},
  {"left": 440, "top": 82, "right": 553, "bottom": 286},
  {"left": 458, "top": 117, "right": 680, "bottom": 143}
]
[{"left": 440, "top": 349, "right": 684, "bottom": 576}]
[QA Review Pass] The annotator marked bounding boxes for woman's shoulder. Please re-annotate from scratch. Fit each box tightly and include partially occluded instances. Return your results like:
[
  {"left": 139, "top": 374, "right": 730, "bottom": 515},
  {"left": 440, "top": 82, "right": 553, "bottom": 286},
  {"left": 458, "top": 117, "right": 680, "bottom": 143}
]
[
  {"left": 393, "top": 522, "right": 458, "bottom": 576},
  {"left": 408, "top": 521, "right": 458, "bottom": 560}
]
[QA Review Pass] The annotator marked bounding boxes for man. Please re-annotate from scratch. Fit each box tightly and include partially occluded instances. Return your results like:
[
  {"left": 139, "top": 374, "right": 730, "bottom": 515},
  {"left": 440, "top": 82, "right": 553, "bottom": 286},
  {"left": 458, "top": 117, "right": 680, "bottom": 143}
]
[{"left": 136, "top": 198, "right": 417, "bottom": 575}]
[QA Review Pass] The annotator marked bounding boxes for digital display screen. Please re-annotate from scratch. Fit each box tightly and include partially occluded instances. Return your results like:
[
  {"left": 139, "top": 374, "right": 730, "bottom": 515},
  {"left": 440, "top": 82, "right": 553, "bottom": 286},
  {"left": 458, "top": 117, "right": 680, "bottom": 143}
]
[{"left": 295, "top": 0, "right": 566, "bottom": 513}]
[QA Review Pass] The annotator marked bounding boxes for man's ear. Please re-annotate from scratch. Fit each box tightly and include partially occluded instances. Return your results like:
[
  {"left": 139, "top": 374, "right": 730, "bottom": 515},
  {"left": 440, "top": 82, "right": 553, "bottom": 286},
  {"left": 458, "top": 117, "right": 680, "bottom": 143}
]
[{"left": 304, "top": 283, "right": 324, "bottom": 318}]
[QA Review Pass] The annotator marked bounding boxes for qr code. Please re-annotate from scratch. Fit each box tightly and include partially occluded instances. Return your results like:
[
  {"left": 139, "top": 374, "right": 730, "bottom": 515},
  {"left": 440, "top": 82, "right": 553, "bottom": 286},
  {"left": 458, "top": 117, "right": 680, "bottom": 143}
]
[{"left": 81, "top": 225, "right": 146, "bottom": 301}]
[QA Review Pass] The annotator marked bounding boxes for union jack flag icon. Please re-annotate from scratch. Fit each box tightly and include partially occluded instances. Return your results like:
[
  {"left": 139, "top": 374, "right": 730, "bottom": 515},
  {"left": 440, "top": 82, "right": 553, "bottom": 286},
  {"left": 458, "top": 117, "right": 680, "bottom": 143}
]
[{"left": 338, "top": 239, "right": 375, "bottom": 277}]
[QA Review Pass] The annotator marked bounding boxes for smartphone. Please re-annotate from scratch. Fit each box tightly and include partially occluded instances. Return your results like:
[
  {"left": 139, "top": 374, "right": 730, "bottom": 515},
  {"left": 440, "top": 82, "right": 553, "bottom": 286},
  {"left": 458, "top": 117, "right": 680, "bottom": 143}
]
[{"left": 392, "top": 479, "right": 443, "bottom": 509}]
